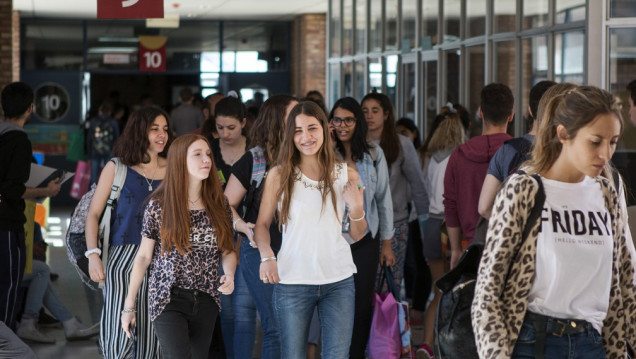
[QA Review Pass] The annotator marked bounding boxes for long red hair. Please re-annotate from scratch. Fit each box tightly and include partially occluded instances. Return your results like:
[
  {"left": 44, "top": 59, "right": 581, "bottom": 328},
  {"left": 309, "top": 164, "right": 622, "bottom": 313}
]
[{"left": 152, "top": 134, "right": 234, "bottom": 255}]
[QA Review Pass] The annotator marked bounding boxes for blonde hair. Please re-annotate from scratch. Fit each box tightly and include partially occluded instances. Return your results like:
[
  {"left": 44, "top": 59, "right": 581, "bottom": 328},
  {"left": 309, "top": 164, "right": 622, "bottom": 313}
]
[
  {"left": 423, "top": 113, "right": 466, "bottom": 159},
  {"left": 526, "top": 85, "right": 624, "bottom": 175}
]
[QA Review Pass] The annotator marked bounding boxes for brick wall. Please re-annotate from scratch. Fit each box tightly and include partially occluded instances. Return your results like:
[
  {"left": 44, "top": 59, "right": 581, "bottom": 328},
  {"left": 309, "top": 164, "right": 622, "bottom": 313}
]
[
  {"left": 0, "top": 5, "right": 19, "bottom": 119},
  {"left": 291, "top": 13, "right": 326, "bottom": 99}
]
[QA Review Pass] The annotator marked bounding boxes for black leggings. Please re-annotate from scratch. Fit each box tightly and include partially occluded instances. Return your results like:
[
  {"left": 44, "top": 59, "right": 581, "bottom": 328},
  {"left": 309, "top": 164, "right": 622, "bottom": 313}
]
[{"left": 349, "top": 232, "right": 380, "bottom": 359}]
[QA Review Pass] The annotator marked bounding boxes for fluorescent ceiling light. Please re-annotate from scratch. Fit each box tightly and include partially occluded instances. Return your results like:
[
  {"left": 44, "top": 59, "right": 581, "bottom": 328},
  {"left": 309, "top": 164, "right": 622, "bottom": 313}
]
[{"left": 88, "top": 47, "right": 137, "bottom": 54}]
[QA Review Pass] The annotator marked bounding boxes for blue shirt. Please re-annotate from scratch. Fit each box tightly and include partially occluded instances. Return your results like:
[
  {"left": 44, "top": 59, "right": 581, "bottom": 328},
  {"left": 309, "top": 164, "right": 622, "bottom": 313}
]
[
  {"left": 487, "top": 134, "right": 535, "bottom": 182},
  {"left": 110, "top": 167, "right": 161, "bottom": 246}
]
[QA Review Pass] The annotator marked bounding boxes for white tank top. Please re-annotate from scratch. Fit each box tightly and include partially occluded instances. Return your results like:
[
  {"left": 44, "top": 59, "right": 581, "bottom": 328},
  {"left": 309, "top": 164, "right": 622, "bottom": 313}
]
[{"left": 277, "top": 163, "right": 357, "bottom": 284}]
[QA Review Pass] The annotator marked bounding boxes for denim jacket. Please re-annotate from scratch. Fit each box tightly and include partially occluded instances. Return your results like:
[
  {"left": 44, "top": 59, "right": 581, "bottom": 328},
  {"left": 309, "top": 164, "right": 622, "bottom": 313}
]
[{"left": 355, "top": 146, "right": 394, "bottom": 241}]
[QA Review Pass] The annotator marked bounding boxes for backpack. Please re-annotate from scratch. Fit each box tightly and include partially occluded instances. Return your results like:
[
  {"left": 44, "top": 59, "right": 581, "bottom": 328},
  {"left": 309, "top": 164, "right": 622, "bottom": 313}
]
[
  {"left": 242, "top": 146, "right": 267, "bottom": 216},
  {"left": 66, "top": 158, "right": 127, "bottom": 290},
  {"left": 504, "top": 136, "right": 533, "bottom": 176},
  {"left": 92, "top": 117, "right": 116, "bottom": 156},
  {"left": 434, "top": 173, "right": 546, "bottom": 359}
]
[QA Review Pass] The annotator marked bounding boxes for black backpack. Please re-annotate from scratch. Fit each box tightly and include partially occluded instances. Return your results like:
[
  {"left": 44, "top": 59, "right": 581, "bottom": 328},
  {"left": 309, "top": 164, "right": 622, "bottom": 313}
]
[
  {"left": 92, "top": 118, "right": 116, "bottom": 156},
  {"left": 434, "top": 173, "right": 545, "bottom": 359}
]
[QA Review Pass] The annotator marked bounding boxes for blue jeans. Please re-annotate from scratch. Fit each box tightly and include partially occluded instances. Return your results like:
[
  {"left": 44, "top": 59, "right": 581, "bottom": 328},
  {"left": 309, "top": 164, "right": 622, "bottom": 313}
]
[
  {"left": 220, "top": 270, "right": 234, "bottom": 359},
  {"left": 274, "top": 276, "right": 355, "bottom": 359},
  {"left": 512, "top": 318, "right": 606, "bottom": 359},
  {"left": 233, "top": 236, "right": 280, "bottom": 359},
  {"left": 90, "top": 154, "right": 110, "bottom": 185},
  {"left": 22, "top": 260, "right": 73, "bottom": 322}
]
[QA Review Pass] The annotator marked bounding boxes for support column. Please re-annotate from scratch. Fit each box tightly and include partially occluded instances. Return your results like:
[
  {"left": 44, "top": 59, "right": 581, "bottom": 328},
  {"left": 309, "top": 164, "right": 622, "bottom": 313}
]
[
  {"left": 291, "top": 13, "right": 326, "bottom": 99},
  {"left": 0, "top": 4, "right": 20, "bottom": 118}
]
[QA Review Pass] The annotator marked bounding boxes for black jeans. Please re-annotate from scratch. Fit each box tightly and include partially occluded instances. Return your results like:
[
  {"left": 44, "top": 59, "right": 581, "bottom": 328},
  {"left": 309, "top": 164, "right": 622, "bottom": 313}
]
[{"left": 152, "top": 287, "right": 220, "bottom": 359}]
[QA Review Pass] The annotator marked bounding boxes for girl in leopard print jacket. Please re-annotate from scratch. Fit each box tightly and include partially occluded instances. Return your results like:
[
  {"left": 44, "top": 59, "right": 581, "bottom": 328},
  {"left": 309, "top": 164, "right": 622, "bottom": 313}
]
[{"left": 472, "top": 85, "right": 636, "bottom": 359}]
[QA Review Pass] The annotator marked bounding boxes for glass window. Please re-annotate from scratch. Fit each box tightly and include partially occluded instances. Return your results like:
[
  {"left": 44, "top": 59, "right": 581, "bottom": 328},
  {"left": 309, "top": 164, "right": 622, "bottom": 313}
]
[
  {"left": 201, "top": 52, "right": 221, "bottom": 72},
  {"left": 422, "top": 60, "right": 438, "bottom": 132},
  {"left": 369, "top": 0, "right": 382, "bottom": 52},
  {"left": 330, "top": 0, "right": 341, "bottom": 57},
  {"left": 343, "top": 0, "right": 354, "bottom": 56},
  {"left": 355, "top": 61, "right": 366, "bottom": 101},
  {"left": 402, "top": 0, "right": 417, "bottom": 51},
  {"left": 421, "top": 0, "right": 439, "bottom": 48},
  {"left": 222, "top": 52, "right": 235, "bottom": 72},
  {"left": 466, "top": 45, "right": 485, "bottom": 135},
  {"left": 369, "top": 58, "right": 383, "bottom": 91},
  {"left": 445, "top": 50, "right": 460, "bottom": 105},
  {"left": 329, "top": 63, "right": 341, "bottom": 107},
  {"left": 344, "top": 62, "right": 353, "bottom": 98},
  {"left": 523, "top": 0, "right": 549, "bottom": 30},
  {"left": 610, "top": 0, "right": 636, "bottom": 18},
  {"left": 386, "top": 55, "right": 399, "bottom": 105},
  {"left": 554, "top": 31, "right": 584, "bottom": 84},
  {"left": 386, "top": 0, "right": 399, "bottom": 51},
  {"left": 222, "top": 22, "right": 287, "bottom": 72},
  {"left": 609, "top": 27, "right": 636, "bottom": 162},
  {"left": 402, "top": 62, "right": 416, "bottom": 120},
  {"left": 444, "top": 0, "right": 461, "bottom": 42},
  {"left": 521, "top": 35, "right": 549, "bottom": 132},
  {"left": 165, "top": 21, "right": 220, "bottom": 71},
  {"left": 466, "top": 0, "right": 486, "bottom": 38},
  {"left": 494, "top": 41, "right": 516, "bottom": 94},
  {"left": 355, "top": 0, "right": 367, "bottom": 54},
  {"left": 494, "top": 0, "right": 516, "bottom": 33},
  {"left": 556, "top": 0, "right": 586, "bottom": 24}
]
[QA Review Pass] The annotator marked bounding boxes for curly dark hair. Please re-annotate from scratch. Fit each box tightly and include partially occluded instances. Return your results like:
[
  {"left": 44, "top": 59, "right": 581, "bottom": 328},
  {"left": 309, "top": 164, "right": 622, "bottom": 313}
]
[
  {"left": 112, "top": 106, "right": 173, "bottom": 166},
  {"left": 330, "top": 97, "right": 370, "bottom": 162}
]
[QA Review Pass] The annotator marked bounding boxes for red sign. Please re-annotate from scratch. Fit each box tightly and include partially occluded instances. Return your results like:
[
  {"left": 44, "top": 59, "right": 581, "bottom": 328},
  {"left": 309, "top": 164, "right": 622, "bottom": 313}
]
[
  {"left": 97, "top": 0, "right": 164, "bottom": 19},
  {"left": 139, "top": 36, "right": 167, "bottom": 72}
]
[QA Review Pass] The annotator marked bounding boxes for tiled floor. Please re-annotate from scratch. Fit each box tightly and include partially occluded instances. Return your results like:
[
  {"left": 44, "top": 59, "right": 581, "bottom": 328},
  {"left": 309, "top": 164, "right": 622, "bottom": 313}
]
[{"left": 27, "top": 208, "right": 102, "bottom": 358}]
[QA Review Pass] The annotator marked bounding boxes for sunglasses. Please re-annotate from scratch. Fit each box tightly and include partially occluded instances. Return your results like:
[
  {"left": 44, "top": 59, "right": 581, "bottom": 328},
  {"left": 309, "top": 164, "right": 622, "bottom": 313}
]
[{"left": 331, "top": 116, "right": 357, "bottom": 127}]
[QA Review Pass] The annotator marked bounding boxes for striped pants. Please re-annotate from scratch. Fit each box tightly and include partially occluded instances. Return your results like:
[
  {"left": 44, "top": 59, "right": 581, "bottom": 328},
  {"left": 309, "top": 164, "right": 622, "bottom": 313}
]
[
  {"left": 100, "top": 244, "right": 161, "bottom": 359},
  {"left": 0, "top": 230, "right": 25, "bottom": 330}
]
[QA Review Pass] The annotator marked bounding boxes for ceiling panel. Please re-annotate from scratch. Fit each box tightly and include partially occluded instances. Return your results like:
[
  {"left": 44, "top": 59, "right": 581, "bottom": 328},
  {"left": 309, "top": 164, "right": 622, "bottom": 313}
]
[{"left": 14, "top": 0, "right": 328, "bottom": 20}]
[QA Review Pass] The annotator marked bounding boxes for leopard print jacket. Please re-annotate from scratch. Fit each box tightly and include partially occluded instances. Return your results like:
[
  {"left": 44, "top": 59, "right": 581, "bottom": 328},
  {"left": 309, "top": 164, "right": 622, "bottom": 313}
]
[{"left": 471, "top": 173, "right": 636, "bottom": 358}]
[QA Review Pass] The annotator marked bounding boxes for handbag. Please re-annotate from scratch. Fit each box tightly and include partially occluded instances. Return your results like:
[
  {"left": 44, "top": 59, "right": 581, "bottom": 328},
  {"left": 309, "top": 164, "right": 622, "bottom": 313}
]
[
  {"left": 65, "top": 158, "right": 127, "bottom": 290},
  {"left": 69, "top": 160, "right": 91, "bottom": 200},
  {"left": 368, "top": 266, "right": 409, "bottom": 359}
]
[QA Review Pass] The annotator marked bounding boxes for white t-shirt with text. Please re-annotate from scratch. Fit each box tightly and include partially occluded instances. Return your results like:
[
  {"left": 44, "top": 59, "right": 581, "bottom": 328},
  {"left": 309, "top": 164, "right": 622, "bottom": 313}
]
[{"left": 527, "top": 176, "right": 613, "bottom": 333}]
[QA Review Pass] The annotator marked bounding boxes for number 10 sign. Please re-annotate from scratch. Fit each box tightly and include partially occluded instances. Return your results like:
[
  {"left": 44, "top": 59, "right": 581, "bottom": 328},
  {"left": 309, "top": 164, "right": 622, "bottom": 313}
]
[{"left": 139, "top": 36, "right": 167, "bottom": 72}]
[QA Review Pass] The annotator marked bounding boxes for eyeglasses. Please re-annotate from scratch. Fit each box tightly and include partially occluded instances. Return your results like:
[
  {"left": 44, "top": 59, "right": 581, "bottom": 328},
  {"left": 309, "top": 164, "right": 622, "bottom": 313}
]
[{"left": 331, "top": 116, "right": 357, "bottom": 127}]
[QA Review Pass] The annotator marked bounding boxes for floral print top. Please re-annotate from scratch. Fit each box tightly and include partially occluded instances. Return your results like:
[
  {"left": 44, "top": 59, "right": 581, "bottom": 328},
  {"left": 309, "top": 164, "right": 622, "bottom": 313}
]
[{"left": 141, "top": 198, "right": 233, "bottom": 321}]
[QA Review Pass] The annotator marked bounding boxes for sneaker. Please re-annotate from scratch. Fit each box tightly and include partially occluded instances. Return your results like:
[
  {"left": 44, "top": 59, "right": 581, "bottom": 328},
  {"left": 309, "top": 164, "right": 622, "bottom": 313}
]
[
  {"left": 17, "top": 317, "right": 56, "bottom": 344},
  {"left": 416, "top": 344, "right": 434, "bottom": 359}
]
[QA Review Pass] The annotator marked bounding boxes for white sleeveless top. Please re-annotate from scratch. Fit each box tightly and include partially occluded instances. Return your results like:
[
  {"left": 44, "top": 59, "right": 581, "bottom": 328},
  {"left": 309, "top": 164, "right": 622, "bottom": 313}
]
[{"left": 277, "top": 163, "right": 357, "bottom": 285}]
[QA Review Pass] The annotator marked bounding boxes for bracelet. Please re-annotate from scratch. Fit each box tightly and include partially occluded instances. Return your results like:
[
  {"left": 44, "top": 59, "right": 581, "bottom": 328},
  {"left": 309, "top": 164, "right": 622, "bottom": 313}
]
[
  {"left": 348, "top": 210, "right": 366, "bottom": 222},
  {"left": 84, "top": 248, "right": 102, "bottom": 259},
  {"left": 260, "top": 256, "right": 276, "bottom": 263},
  {"left": 121, "top": 308, "right": 137, "bottom": 314},
  {"left": 233, "top": 218, "right": 241, "bottom": 231}
]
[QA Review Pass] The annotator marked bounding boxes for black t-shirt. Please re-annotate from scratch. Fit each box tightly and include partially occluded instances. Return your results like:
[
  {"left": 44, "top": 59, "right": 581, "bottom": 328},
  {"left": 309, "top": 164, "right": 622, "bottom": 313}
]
[{"left": 231, "top": 151, "right": 282, "bottom": 252}]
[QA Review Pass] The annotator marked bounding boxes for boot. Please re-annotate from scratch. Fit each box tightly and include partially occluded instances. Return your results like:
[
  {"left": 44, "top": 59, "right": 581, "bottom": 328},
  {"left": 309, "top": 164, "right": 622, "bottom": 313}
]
[
  {"left": 63, "top": 317, "right": 100, "bottom": 341},
  {"left": 17, "top": 317, "right": 56, "bottom": 344}
]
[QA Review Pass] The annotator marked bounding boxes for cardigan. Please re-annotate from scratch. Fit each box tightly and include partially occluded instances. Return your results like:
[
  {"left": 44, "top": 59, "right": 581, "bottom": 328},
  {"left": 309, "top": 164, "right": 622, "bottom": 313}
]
[{"left": 471, "top": 173, "right": 636, "bottom": 359}]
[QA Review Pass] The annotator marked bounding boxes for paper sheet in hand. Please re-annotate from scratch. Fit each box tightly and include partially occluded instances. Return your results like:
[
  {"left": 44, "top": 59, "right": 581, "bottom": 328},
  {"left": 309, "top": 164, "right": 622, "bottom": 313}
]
[{"left": 25, "top": 164, "right": 74, "bottom": 188}]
